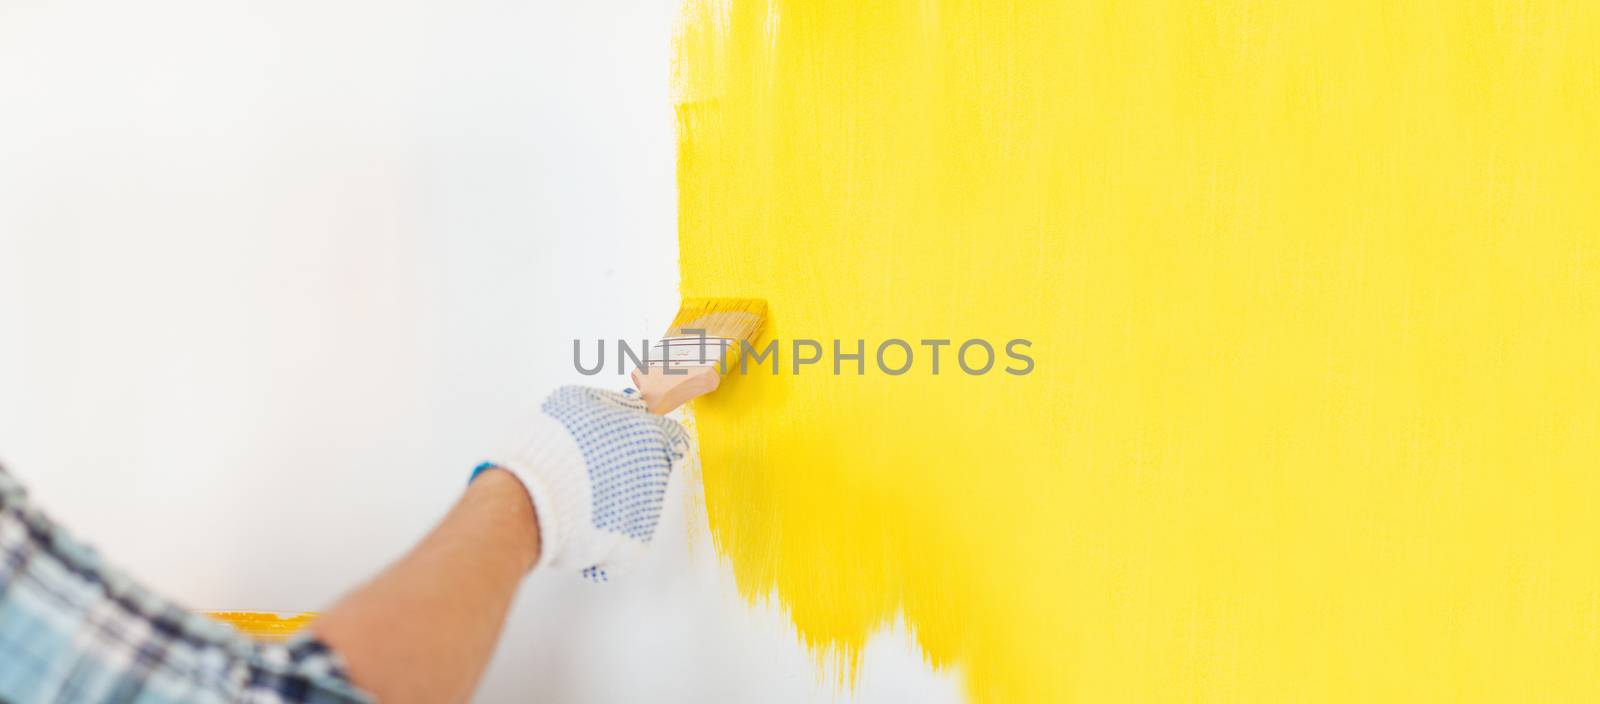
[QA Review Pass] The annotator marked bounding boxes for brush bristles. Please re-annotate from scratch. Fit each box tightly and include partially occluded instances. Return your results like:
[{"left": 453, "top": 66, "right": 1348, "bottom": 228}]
[{"left": 666, "top": 297, "right": 768, "bottom": 344}]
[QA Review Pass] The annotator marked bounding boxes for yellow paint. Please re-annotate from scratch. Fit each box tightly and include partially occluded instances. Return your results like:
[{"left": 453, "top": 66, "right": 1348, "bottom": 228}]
[
  {"left": 674, "top": 0, "right": 1600, "bottom": 701},
  {"left": 205, "top": 611, "right": 316, "bottom": 642}
]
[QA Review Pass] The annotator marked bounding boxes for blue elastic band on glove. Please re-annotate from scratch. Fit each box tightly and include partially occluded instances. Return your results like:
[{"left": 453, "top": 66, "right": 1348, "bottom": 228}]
[{"left": 469, "top": 461, "right": 497, "bottom": 485}]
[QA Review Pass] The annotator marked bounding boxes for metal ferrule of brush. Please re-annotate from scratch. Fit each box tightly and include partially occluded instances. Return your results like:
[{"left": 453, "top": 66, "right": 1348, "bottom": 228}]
[{"left": 648, "top": 335, "right": 734, "bottom": 369}]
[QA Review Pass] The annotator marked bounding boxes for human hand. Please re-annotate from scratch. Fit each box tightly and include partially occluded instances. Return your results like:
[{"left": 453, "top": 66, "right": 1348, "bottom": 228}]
[{"left": 486, "top": 385, "right": 688, "bottom": 582}]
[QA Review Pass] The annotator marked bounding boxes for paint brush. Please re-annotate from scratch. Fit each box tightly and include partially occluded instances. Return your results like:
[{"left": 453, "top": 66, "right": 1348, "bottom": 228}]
[{"left": 631, "top": 297, "right": 767, "bottom": 415}]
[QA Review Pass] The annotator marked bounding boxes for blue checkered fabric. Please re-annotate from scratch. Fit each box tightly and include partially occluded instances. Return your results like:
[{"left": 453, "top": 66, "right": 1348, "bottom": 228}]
[
  {"left": 0, "top": 464, "right": 372, "bottom": 704},
  {"left": 540, "top": 387, "right": 686, "bottom": 542}
]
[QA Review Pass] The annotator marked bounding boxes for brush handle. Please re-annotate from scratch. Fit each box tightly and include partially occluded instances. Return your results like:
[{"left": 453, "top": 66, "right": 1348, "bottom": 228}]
[{"left": 631, "top": 364, "right": 721, "bottom": 415}]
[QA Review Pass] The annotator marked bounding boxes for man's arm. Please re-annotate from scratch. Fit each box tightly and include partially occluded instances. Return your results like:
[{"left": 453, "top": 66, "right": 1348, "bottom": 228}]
[
  {"left": 311, "top": 385, "right": 688, "bottom": 700},
  {"left": 0, "top": 386, "right": 686, "bottom": 703},
  {"left": 311, "top": 469, "right": 537, "bottom": 703}
]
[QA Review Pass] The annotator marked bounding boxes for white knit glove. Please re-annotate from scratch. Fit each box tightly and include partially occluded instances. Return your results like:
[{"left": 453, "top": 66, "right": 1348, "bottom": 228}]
[{"left": 487, "top": 385, "right": 689, "bottom": 582}]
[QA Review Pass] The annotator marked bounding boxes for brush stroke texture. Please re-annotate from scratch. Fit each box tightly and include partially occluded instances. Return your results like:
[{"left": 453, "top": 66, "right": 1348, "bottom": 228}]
[{"left": 674, "top": 1, "right": 1600, "bottom": 700}]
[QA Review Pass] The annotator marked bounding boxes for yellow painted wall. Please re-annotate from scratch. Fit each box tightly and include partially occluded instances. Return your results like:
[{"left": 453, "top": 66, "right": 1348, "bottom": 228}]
[
  {"left": 673, "top": 1, "right": 1600, "bottom": 700},
  {"left": 205, "top": 611, "right": 315, "bottom": 642}
]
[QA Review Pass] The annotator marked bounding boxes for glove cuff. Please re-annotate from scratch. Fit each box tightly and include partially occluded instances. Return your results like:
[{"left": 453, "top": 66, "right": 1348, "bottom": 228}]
[{"left": 493, "top": 412, "right": 592, "bottom": 573}]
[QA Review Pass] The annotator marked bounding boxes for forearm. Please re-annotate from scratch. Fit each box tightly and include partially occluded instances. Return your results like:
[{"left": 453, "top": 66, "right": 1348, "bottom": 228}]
[
  {"left": 313, "top": 469, "right": 538, "bottom": 703},
  {"left": 1, "top": 385, "right": 679, "bottom": 703}
]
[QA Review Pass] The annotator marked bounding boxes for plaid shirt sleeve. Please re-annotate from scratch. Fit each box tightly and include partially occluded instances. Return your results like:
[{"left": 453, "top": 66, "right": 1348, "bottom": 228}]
[{"left": 0, "top": 464, "right": 375, "bottom": 704}]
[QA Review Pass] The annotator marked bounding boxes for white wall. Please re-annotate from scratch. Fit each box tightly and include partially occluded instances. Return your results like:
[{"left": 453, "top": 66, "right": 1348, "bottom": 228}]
[{"left": 0, "top": 1, "right": 959, "bottom": 701}]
